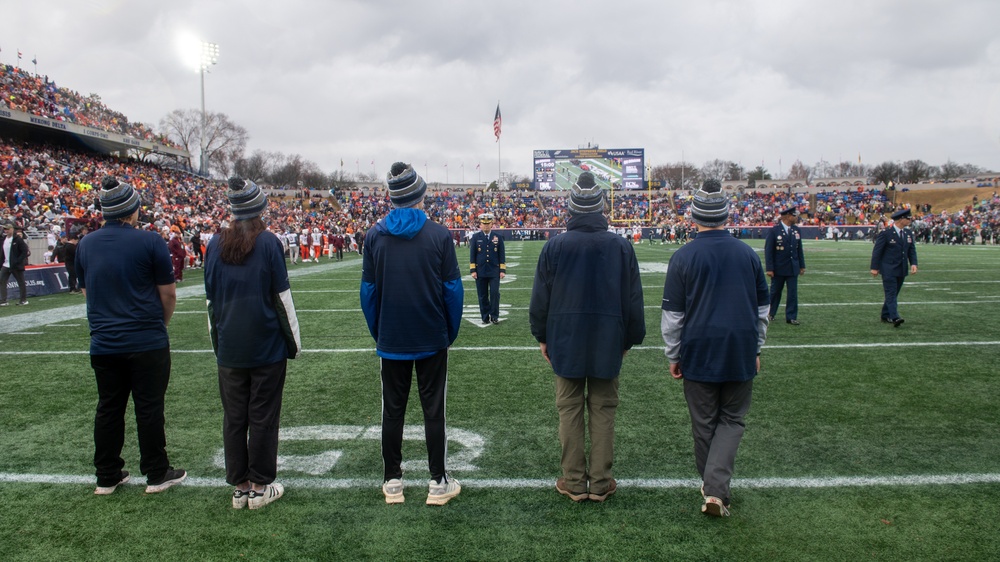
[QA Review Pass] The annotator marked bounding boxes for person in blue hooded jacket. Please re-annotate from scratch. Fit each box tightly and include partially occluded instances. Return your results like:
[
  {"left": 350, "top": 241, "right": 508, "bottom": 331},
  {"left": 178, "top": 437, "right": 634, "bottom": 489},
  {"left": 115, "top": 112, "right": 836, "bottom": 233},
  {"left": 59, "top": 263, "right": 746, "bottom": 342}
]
[
  {"left": 361, "top": 162, "right": 464, "bottom": 506},
  {"left": 529, "top": 172, "right": 646, "bottom": 503}
]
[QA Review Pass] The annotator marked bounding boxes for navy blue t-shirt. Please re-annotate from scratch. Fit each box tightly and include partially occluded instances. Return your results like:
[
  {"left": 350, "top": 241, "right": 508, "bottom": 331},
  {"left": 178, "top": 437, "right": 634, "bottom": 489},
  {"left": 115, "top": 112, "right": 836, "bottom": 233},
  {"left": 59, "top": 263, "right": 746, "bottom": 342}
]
[
  {"left": 204, "top": 230, "right": 292, "bottom": 368},
  {"left": 76, "top": 222, "right": 174, "bottom": 355}
]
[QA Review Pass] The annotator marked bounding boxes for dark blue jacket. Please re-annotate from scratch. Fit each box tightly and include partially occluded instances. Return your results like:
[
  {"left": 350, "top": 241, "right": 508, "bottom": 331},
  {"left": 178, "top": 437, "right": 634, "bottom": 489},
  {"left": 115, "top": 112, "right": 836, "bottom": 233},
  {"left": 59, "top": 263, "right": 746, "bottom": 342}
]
[
  {"left": 870, "top": 226, "right": 918, "bottom": 277},
  {"left": 529, "top": 212, "right": 646, "bottom": 379},
  {"left": 662, "top": 230, "right": 769, "bottom": 383},
  {"left": 470, "top": 230, "right": 505, "bottom": 278},
  {"left": 361, "top": 208, "right": 464, "bottom": 359},
  {"left": 764, "top": 222, "right": 805, "bottom": 276}
]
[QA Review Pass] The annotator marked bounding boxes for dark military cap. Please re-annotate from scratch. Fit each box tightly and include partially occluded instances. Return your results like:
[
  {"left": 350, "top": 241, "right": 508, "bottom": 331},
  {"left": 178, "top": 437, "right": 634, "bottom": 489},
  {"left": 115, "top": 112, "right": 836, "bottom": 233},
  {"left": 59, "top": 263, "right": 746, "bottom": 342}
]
[
  {"left": 891, "top": 208, "right": 912, "bottom": 220},
  {"left": 779, "top": 207, "right": 798, "bottom": 216}
]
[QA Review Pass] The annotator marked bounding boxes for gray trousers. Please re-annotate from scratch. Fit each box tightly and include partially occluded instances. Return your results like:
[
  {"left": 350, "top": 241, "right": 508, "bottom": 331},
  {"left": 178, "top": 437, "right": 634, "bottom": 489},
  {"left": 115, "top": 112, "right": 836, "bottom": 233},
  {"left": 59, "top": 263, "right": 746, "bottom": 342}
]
[{"left": 683, "top": 378, "right": 753, "bottom": 506}]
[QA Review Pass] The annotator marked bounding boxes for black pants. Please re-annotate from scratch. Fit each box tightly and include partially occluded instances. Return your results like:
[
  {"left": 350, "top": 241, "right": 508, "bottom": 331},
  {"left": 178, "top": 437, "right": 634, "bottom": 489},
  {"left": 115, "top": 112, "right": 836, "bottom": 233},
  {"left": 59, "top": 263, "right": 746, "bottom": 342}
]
[
  {"left": 91, "top": 347, "right": 172, "bottom": 485},
  {"left": 218, "top": 360, "right": 287, "bottom": 486},
  {"left": 475, "top": 275, "right": 500, "bottom": 321},
  {"left": 380, "top": 349, "right": 449, "bottom": 481},
  {"left": 65, "top": 263, "right": 78, "bottom": 292},
  {"left": 0, "top": 266, "right": 27, "bottom": 303}
]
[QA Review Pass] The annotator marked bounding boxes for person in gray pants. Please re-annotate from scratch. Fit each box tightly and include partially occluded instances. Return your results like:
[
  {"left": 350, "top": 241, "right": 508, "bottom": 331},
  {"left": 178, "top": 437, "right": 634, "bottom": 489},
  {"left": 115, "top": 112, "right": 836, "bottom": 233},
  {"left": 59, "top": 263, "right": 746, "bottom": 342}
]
[{"left": 661, "top": 179, "right": 770, "bottom": 517}]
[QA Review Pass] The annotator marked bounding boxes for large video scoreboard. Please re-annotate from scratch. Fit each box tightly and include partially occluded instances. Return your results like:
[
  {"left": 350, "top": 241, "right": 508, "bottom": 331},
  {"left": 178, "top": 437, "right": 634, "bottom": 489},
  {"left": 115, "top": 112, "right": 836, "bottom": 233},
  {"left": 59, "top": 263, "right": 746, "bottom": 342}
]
[{"left": 532, "top": 148, "right": 645, "bottom": 191}]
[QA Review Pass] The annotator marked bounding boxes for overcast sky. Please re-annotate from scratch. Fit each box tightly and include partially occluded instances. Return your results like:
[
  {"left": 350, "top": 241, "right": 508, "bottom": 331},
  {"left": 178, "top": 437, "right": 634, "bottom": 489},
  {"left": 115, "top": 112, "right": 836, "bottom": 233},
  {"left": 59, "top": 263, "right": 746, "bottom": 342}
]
[{"left": 3, "top": 0, "right": 1000, "bottom": 183}]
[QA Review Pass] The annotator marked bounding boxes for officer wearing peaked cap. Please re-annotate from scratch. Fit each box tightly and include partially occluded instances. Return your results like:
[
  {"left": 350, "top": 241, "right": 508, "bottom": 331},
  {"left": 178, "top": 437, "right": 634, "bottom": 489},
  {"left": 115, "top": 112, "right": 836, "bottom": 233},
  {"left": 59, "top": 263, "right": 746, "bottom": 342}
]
[
  {"left": 470, "top": 212, "right": 506, "bottom": 324},
  {"left": 764, "top": 206, "right": 806, "bottom": 325},
  {"left": 871, "top": 208, "right": 918, "bottom": 327}
]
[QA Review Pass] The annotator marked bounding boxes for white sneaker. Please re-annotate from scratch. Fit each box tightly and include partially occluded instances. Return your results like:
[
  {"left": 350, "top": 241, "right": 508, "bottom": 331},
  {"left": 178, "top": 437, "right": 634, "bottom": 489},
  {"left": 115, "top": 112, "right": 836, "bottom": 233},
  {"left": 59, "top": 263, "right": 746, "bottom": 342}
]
[
  {"left": 94, "top": 471, "right": 130, "bottom": 495},
  {"left": 426, "top": 475, "right": 461, "bottom": 506},
  {"left": 382, "top": 478, "right": 404, "bottom": 504},
  {"left": 248, "top": 483, "right": 284, "bottom": 510},
  {"left": 232, "top": 488, "right": 250, "bottom": 509}
]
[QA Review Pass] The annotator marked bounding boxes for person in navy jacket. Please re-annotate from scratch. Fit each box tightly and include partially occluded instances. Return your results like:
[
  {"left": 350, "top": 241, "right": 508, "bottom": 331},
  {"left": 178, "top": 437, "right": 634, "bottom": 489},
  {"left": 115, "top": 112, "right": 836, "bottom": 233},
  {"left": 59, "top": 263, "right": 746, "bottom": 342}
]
[
  {"left": 870, "top": 208, "right": 918, "bottom": 327},
  {"left": 530, "top": 172, "right": 645, "bottom": 503},
  {"left": 764, "top": 207, "right": 806, "bottom": 325},
  {"left": 470, "top": 212, "right": 505, "bottom": 324},
  {"left": 361, "top": 162, "right": 464, "bottom": 506},
  {"left": 661, "top": 179, "right": 770, "bottom": 517}
]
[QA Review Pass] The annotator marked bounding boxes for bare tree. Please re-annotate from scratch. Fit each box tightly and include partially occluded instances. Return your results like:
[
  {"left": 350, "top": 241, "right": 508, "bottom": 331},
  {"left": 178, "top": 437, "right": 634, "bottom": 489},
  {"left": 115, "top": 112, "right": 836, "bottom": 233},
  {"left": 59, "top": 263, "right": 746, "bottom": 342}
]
[
  {"left": 652, "top": 162, "right": 700, "bottom": 190},
  {"left": 234, "top": 150, "right": 279, "bottom": 184},
  {"left": 901, "top": 160, "right": 930, "bottom": 184},
  {"left": 787, "top": 160, "right": 811, "bottom": 182},
  {"left": 159, "top": 109, "right": 200, "bottom": 169},
  {"left": 870, "top": 161, "right": 902, "bottom": 186}
]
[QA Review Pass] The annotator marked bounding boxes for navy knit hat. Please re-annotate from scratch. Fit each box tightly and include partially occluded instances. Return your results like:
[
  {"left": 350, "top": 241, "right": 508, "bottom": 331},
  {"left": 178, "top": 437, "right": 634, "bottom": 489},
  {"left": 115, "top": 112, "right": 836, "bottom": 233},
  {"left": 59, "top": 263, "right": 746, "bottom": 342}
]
[
  {"left": 227, "top": 177, "right": 268, "bottom": 220},
  {"left": 386, "top": 162, "right": 427, "bottom": 208},
  {"left": 98, "top": 177, "right": 141, "bottom": 220},
  {"left": 568, "top": 172, "right": 606, "bottom": 214},
  {"left": 690, "top": 179, "right": 730, "bottom": 227}
]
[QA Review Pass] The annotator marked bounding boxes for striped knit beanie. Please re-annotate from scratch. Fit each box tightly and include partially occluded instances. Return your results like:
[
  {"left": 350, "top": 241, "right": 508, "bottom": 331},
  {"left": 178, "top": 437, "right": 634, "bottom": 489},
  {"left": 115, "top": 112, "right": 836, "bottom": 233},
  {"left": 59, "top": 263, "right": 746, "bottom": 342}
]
[
  {"left": 227, "top": 177, "right": 268, "bottom": 220},
  {"left": 690, "top": 179, "right": 730, "bottom": 227},
  {"left": 386, "top": 162, "right": 427, "bottom": 208},
  {"left": 568, "top": 172, "right": 605, "bottom": 214},
  {"left": 98, "top": 177, "right": 141, "bottom": 220}
]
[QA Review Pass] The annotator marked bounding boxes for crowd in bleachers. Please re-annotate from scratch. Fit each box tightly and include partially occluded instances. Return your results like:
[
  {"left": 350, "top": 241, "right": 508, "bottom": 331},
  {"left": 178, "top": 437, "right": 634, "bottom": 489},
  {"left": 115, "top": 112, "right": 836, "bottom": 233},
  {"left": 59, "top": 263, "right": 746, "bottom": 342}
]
[
  {"left": 1, "top": 64, "right": 178, "bottom": 148},
  {"left": 4, "top": 137, "right": 1000, "bottom": 264}
]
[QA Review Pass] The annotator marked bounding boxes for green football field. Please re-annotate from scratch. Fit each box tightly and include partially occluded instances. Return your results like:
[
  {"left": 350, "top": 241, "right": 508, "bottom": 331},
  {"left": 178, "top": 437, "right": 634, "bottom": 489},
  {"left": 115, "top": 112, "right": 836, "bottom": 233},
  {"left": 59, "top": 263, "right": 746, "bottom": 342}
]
[{"left": 1, "top": 239, "right": 999, "bottom": 561}]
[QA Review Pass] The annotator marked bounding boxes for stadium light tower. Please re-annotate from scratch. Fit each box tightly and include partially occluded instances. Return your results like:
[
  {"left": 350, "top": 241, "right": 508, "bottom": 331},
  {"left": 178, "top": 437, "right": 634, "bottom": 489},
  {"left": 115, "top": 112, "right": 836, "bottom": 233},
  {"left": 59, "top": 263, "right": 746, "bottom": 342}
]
[{"left": 199, "top": 41, "right": 219, "bottom": 176}]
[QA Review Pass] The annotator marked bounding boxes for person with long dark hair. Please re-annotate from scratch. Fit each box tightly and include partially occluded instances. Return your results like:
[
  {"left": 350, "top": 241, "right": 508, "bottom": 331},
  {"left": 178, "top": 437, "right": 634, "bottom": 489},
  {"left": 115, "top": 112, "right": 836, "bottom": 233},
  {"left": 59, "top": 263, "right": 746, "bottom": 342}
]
[{"left": 205, "top": 177, "right": 301, "bottom": 510}]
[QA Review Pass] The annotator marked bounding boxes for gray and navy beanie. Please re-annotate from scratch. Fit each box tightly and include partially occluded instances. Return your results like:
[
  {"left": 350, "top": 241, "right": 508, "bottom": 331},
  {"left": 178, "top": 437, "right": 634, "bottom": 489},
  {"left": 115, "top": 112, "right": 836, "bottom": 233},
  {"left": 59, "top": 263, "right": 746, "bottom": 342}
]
[
  {"left": 386, "top": 162, "right": 427, "bottom": 208},
  {"left": 99, "top": 177, "right": 141, "bottom": 221},
  {"left": 568, "top": 172, "right": 606, "bottom": 214},
  {"left": 227, "top": 177, "right": 268, "bottom": 220},
  {"left": 690, "top": 179, "right": 730, "bottom": 227}
]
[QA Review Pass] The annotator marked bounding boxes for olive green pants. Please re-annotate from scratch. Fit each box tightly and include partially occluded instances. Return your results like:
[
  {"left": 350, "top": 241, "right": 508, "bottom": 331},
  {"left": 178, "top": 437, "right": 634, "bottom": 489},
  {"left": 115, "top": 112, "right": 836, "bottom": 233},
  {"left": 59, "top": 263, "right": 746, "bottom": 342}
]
[{"left": 555, "top": 376, "right": 619, "bottom": 495}]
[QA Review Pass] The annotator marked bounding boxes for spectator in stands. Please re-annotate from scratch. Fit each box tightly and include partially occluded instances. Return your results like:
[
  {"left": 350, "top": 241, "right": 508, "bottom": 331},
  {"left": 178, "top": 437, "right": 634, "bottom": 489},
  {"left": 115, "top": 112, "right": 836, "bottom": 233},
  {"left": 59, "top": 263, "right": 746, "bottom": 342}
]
[
  {"left": 76, "top": 177, "right": 185, "bottom": 496},
  {"left": 0, "top": 222, "right": 30, "bottom": 306},
  {"left": 205, "top": 177, "right": 301, "bottom": 510},
  {"left": 661, "top": 179, "right": 770, "bottom": 517},
  {"left": 529, "top": 172, "right": 646, "bottom": 503}
]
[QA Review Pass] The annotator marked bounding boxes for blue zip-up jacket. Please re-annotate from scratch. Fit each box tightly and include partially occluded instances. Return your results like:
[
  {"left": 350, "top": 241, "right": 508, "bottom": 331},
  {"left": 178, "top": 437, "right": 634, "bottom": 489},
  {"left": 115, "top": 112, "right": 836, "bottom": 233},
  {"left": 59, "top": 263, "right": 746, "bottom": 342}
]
[
  {"left": 360, "top": 208, "right": 463, "bottom": 359},
  {"left": 529, "top": 212, "right": 646, "bottom": 379}
]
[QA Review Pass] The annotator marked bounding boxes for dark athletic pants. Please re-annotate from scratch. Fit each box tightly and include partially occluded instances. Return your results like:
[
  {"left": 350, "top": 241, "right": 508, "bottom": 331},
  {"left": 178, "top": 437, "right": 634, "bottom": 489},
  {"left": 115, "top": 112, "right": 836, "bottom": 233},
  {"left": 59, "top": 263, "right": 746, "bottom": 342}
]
[
  {"left": 380, "top": 349, "right": 449, "bottom": 482},
  {"left": 218, "top": 360, "right": 287, "bottom": 486}
]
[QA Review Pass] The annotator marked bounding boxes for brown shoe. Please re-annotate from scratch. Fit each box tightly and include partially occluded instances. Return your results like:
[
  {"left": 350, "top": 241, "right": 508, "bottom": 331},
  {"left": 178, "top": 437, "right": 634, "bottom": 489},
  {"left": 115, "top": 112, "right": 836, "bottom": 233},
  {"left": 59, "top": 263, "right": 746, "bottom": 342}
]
[
  {"left": 555, "top": 478, "right": 588, "bottom": 502},
  {"left": 588, "top": 479, "right": 617, "bottom": 502}
]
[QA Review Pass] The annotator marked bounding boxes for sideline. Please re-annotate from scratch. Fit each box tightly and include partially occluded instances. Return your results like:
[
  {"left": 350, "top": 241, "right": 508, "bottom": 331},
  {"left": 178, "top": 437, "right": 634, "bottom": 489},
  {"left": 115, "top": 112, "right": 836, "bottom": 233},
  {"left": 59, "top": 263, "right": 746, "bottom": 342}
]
[
  {"left": 0, "top": 260, "right": 358, "bottom": 334},
  {"left": 2, "top": 472, "right": 998, "bottom": 490}
]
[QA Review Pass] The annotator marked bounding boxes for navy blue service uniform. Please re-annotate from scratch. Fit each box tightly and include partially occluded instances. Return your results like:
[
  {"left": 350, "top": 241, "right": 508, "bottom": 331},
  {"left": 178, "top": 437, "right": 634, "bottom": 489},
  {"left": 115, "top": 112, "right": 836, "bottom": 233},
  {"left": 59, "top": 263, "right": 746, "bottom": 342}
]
[
  {"left": 764, "top": 207, "right": 806, "bottom": 324},
  {"left": 870, "top": 208, "right": 918, "bottom": 327},
  {"left": 470, "top": 214, "right": 506, "bottom": 324}
]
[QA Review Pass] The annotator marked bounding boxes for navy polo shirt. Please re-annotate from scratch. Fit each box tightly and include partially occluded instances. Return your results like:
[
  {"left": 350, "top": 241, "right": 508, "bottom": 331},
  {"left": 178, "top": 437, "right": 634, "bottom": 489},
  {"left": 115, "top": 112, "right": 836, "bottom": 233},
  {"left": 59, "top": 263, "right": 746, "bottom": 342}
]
[{"left": 76, "top": 221, "right": 174, "bottom": 355}]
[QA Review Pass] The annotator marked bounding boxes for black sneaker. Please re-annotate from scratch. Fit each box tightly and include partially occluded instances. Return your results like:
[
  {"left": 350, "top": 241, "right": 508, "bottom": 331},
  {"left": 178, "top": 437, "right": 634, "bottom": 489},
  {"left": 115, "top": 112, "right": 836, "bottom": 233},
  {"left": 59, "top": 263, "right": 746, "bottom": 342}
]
[
  {"left": 94, "top": 471, "right": 130, "bottom": 495},
  {"left": 145, "top": 468, "right": 187, "bottom": 493}
]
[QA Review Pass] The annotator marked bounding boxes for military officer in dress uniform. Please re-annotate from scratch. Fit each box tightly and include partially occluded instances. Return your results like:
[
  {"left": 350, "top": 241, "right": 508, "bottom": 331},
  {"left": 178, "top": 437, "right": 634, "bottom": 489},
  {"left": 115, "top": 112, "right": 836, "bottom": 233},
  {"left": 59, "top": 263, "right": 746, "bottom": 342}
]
[
  {"left": 764, "top": 206, "right": 806, "bottom": 325},
  {"left": 470, "top": 213, "right": 506, "bottom": 324},
  {"left": 871, "top": 208, "right": 918, "bottom": 327}
]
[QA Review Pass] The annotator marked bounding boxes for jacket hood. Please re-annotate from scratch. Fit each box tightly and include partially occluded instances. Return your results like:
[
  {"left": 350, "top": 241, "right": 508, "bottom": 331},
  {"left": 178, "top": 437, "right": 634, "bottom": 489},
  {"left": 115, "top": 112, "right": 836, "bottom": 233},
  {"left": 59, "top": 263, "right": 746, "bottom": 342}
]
[
  {"left": 566, "top": 212, "right": 608, "bottom": 232},
  {"left": 379, "top": 207, "right": 427, "bottom": 240}
]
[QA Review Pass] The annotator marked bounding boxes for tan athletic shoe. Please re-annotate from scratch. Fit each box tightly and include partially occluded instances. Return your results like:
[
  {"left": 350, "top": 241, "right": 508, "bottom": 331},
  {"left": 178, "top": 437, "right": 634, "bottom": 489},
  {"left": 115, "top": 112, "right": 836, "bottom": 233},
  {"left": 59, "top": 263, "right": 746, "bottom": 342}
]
[{"left": 382, "top": 478, "right": 404, "bottom": 504}]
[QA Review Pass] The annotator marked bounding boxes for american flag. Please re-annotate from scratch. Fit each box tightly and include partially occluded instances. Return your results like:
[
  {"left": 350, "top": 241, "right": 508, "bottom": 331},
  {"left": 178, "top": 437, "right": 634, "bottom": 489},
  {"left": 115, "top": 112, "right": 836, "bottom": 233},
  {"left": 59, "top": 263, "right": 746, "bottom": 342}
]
[{"left": 493, "top": 103, "right": 502, "bottom": 142}]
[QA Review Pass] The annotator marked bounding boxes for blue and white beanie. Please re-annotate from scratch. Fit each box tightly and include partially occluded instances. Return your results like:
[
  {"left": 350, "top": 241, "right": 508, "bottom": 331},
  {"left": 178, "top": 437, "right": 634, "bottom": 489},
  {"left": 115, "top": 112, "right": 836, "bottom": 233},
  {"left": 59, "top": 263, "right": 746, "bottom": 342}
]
[
  {"left": 99, "top": 177, "right": 141, "bottom": 220},
  {"left": 227, "top": 177, "right": 268, "bottom": 220},
  {"left": 568, "top": 172, "right": 606, "bottom": 214},
  {"left": 386, "top": 162, "right": 427, "bottom": 208},
  {"left": 690, "top": 179, "right": 730, "bottom": 227}
]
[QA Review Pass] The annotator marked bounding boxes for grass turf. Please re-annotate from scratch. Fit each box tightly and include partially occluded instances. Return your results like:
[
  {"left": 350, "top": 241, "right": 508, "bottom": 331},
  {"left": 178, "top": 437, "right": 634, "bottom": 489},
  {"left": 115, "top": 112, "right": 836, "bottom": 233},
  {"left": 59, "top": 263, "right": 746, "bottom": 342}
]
[{"left": 1, "top": 238, "right": 999, "bottom": 561}]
